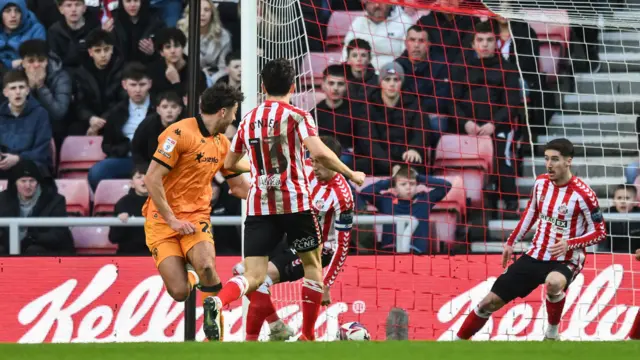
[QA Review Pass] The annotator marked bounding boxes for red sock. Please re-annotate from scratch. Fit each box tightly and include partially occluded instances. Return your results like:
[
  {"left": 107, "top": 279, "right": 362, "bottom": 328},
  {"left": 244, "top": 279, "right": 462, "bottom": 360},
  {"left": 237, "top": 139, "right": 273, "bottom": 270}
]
[
  {"left": 217, "top": 276, "right": 248, "bottom": 307},
  {"left": 546, "top": 292, "right": 566, "bottom": 326},
  {"left": 457, "top": 308, "right": 491, "bottom": 340},
  {"left": 245, "top": 292, "right": 274, "bottom": 341},
  {"left": 301, "top": 279, "right": 323, "bottom": 341},
  {"left": 629, "top": 311, "right": 640, "bottom": 339}
]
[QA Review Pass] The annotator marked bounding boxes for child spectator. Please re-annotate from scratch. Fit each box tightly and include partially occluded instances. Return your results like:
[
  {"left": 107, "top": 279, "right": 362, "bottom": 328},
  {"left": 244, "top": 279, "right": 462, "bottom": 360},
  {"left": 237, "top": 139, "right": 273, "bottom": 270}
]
[
  {"left": 131, "top": 90, "right": 182, "bottom": 165},
  {"left": 108, "top": 162, "right": 149, "bottom": 254},
  {"left": 71, "top": 28, "right": 124, "bottom": 136},
  {"left": 18, "top": 39, "right": 72, "bottom": 146},
  {"left": 0, "top": 0, "right": 45, "bottom": 69},
  {"left": 88, "top": 62, "right": 152, "bottom": 189},
  {"left": 358, "top": 165, "right": 451, "bottom": 254},
  {"left": 0, "top": 159, "right": 74, "bottom": 254},
  {"left": 148, "top": 27, "right": 206, "bottom": 98},
  {"left": 110, "top": 0, "right": 164, "bottom": 65},
  {"left": 0, "top": 70, "right": 52, "bottom": 178},
  {"left": 177, "top": 0, "right": 231, "bottom": 81},
  {"left": 605, "top": 184, "right": 640, "bottom": 254},
  {"left": 47, "top": 0, "right": 101, "bottom": 69}
]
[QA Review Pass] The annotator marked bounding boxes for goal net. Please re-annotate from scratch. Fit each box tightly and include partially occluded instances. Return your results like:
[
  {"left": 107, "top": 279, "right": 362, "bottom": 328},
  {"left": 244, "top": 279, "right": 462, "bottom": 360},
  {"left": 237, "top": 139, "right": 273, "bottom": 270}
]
[{"left": 244, "top": 0, "right": 640, "bottom": 341}]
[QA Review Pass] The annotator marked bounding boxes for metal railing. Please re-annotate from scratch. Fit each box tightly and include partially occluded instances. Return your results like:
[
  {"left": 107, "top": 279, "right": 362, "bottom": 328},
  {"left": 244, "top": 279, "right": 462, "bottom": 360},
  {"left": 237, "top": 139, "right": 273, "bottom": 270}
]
[{"left": 0, "top": 215, "right": 402, "bottom": 255}]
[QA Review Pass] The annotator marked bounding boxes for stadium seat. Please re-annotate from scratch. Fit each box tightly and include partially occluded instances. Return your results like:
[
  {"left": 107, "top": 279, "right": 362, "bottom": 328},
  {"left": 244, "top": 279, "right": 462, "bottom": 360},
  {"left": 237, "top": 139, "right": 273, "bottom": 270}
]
[
  {"left": 525, "top": 10, "right": 570, "bottom": 82},
  {"left": 429, "top": 176, "right": 466, "bottom": 244},
  {"left": 58, "top": 136, "right": 106, "bottom": 179},
  {"left": 433, "top": 135, "right": 494, "bottom": 207},
  {"left": 291, "top": 91, "right": 327, "bottom": 111},
  {"left": 71, "top": 226, "right": 117, "bottom": 254},
  {"left": 0, "top": 179, "right": 6, "bottom": 192},
  {"left": 93, "top": 180, "right": 131, "bottom": 216},
  {"left": 303, "top": 51, "right": 343, "bottom": 85},
  {"left": 55, "top": 179, "right": 91, "bottom": 216},
  {"left": 326, "top": 11, "right": 364, "bottom": 48}
]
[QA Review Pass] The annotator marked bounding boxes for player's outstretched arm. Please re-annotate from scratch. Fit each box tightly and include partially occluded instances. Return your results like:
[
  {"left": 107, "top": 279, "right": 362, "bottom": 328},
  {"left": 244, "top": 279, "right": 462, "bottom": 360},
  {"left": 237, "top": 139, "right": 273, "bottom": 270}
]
[
  {"left": 506, "top": 183, "right": 540, "bottom": 248},
  {"left": 145, "top": 161, "right": 196, "bottom": 234},
  {"left": 224, "top": 152, "right": 250, "bottom": 174},
  {"left": 304, "top": 136, "right": 365, "bottom": 186}
]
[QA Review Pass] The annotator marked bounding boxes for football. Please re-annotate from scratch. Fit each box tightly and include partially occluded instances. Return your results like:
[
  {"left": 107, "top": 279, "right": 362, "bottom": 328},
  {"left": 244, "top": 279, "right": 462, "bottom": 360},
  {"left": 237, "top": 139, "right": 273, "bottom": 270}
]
[{"left": 338, "top": 322, "right": 371, "bottom": 341}]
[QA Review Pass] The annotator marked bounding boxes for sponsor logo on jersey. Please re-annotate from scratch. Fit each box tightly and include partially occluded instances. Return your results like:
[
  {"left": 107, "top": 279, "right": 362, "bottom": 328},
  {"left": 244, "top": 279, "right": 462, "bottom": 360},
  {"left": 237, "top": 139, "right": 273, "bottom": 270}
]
[
  {"left": 195, "top": 152, "right": 218, "bottom": 163},
  {"left": 539, "top": 214, "right": 567, "bottom": 228},
  {"left": 163, "top": 137, "right": 177, "bottom": 153},
  {"left": 157, "top": 149, "right": 171, "bottom": 159},
  {"left": 258, "top": 175, "right": 282, "bottom": 189}
]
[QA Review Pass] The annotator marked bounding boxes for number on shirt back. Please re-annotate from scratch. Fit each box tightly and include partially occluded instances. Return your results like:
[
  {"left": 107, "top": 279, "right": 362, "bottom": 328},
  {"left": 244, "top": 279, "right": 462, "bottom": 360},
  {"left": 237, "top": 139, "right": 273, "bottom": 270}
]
[{"left": 249, "top": 136, "right": 289, "bottom": 175}]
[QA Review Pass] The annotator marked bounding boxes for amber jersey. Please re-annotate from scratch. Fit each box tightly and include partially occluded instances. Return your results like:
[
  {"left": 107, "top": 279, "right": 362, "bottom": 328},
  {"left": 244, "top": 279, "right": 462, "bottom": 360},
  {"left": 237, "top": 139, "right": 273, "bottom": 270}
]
[{"left": 143, "top": 116, "right": 236, "bottom": 221}]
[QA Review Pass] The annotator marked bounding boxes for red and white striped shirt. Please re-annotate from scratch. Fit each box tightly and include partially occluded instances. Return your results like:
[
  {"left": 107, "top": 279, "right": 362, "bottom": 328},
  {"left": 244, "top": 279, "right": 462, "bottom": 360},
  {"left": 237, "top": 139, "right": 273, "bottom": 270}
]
[
  {"left": 507, "top": 174, "right": 607, "bottom": 270},
  {"left": 230, "top": 100, "right": 318, "bottom": 216},
  {"left": 306, "top": 160, "right": 354, "bottom": 287}
]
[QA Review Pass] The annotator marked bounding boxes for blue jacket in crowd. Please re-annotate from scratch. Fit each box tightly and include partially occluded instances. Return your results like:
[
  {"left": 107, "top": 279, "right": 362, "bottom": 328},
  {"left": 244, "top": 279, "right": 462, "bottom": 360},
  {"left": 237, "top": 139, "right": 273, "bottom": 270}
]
[
  {"left": 0, "top": 0, "right": 46, "bottom": 68},
  {"left": 358, "top": 175, "right": 451, "bottom": 253},
  {"left": 0, "top": 96, "right": 52, "bottom": 169}
]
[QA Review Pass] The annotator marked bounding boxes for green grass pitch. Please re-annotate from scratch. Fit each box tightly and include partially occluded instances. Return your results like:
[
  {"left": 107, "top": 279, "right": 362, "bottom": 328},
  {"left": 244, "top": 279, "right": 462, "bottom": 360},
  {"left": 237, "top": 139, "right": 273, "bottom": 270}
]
[{"left": 1, "top": 341, "right": 640, "bottom": 360}]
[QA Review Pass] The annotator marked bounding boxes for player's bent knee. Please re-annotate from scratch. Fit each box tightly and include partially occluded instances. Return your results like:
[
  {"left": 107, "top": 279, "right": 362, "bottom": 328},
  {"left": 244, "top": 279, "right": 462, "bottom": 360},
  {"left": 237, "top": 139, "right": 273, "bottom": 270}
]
[{"left": 167, "top": 284, "right": 190, "bottom": 302}]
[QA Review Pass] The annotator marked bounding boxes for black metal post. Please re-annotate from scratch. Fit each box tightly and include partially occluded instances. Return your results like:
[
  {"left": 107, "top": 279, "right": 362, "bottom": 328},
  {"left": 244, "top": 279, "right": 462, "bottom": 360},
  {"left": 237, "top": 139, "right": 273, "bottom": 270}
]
[{"left": 184, "top": 0, "right": 201, "bottom": 343}]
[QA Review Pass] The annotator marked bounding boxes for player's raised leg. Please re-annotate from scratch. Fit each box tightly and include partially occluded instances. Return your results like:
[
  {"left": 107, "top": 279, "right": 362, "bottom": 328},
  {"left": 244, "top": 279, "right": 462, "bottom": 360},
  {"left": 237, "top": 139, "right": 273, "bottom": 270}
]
[
  {"left": 158, "top": 255, "right": 192, "bottom": 301},
  {"left": 544, "top": 271, "right": 569, "bottom": 340},
  {"left": 456, "top": 292, "right": 505, "bottom": 340}
]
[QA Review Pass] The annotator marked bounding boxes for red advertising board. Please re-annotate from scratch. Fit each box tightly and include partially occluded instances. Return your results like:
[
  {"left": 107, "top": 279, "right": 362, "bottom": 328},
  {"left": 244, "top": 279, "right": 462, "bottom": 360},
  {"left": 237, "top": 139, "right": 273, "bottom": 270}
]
[{"left": 0, "top": 255, "right": 639, "bottom": 343}]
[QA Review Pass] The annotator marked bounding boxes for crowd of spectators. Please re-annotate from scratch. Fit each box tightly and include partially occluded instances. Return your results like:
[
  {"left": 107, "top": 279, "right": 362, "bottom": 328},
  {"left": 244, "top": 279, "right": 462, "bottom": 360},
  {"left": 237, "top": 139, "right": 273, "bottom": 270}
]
[{"left": 0, "top": 0, "right": 616, "bottom": 256}]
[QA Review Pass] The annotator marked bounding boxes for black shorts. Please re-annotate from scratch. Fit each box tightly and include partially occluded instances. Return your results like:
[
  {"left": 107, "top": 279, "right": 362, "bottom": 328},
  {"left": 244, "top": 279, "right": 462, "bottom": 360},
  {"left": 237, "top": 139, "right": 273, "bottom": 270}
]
[
  {"left": 271, "top": 246, "right": 334, "bottom": 283},
  {"left": 244, "top": 211, "right": 321, "bottom": 257},
  {"left": 491, "top": 255, "right": 579, "bottom": 303}
]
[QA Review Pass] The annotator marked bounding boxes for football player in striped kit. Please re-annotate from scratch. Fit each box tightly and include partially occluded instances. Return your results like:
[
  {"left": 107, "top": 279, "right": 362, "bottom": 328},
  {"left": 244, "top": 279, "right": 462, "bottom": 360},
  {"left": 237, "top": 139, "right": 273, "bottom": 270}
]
[
  {"left": 232, "top": 136, "right": 354, "bottom": 341},
  {"left": 456, "top": 138, "right": 606, "bottom": 341}
]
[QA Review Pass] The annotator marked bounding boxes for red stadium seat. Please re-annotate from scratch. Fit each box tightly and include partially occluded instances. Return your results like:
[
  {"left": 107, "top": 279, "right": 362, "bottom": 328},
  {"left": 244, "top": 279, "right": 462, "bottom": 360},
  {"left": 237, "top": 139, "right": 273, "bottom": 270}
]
[
  {"left": 291, "top": 91, "right": 327, "bottom": 110},
  {"left": 303, "top": 51, "right": 343, "bottom": 86},
  {"left": 326, "top": 11, "right": 364, "bottom": 48},
  {"left": 55, "top": 179, "right": 91, "bottom": 216},
  {"left": 525, "top": 10, "right": 569, "bottom": 82},
  {"left": 58, "top": 136, "right": 106, "bottom": 179},
  {"left": 429, "top": 176, "right": 466, "bottom": 244},
  {"left": 434, "top": 135, "right": 494, "bottom": 207},
  {"left": 93, "top": 180, "right": 131, "bottom": 216},
  {"left": 71, "top": 226, "right": 117, "bottom": 254},
  {"left": 0, "top": 179, "right": 7, "bottom": 192}
]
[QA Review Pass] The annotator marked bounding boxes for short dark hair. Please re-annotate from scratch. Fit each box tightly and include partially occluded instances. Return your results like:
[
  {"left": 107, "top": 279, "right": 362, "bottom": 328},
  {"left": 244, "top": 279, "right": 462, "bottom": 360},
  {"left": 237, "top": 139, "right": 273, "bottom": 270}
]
[
  {"left": 155, "top": 91, "right": 182, "bottom": 107},
  {"left": 320, "top": 135, "right": 342, "bottom": 157},
  {"left": 261, "top": 58, "right": 295, "bottom": 97},
  {"left": 200, "top": 82, "right": 245, "bottom": 115},
  {"left": 392, "top": 165, "right": 418, "bottom": 184},
  {"left": 407, "top": 24, "right": 427, "bottom": 38},
  {"left": 56, "top": 0, "right": 84, "bottom": 6},
  {"left": 19, "top": 39, "right": 48, "bottom": 59},
  {"left": 122, "top": 62, "right": 150, "bottom": 81},
  {"left": 3, "top": 70, "right": 28, "bottom": 88},
  {"left": 85, "top": 29, "right": 114, "bottom": 49},
  {"left": 131, "top": 162, "right": 149, "bottom": 177},
  {"left": 615, "top": 184, "right": 637, "bottom": 196},
  {"left": 346, "top": 38, "right": 371, "bottom": 57},
  {"left": 322, "top": 64, "right": 346, "bottom": 79},
  {"left": 225, "top": 51, "right": 240, "bottom": 66},
  {"left": 154, "top": 27, "right": 187, "bottom": 50},
  {"left": 473, "top": 21, "right": 495, "bottom": 38},
  {"left": 544, "top": 138, "right": 574, "bottom": 158}
]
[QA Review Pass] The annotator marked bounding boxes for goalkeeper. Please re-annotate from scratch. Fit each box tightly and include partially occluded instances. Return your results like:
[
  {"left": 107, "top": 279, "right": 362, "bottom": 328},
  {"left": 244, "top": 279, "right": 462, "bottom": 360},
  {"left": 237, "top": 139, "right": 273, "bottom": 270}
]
[{"left": 232, "top": 136, "right": 354, "bottom": 341}]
